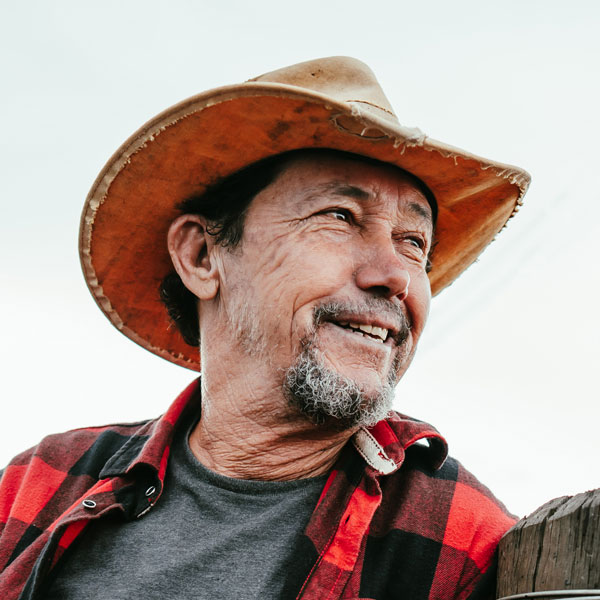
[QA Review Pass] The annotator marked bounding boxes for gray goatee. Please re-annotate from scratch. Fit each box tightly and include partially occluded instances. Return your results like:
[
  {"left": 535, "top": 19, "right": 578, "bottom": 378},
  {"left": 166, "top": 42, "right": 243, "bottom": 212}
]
[{"left": 284, "top": 299, "right": 410, "bottom": 430}]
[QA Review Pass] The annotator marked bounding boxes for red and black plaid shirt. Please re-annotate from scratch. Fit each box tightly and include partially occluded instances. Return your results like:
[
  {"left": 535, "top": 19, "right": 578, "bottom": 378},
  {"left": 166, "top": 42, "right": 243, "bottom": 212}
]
[{"left": 0, "top": 379, "right": 515, "bottom": 599}]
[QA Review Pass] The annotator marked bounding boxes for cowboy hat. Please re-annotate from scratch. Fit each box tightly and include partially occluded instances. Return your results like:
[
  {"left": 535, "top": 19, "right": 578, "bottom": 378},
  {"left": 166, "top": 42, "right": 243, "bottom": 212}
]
[{"left": 80, "top": 56, "right": 530, "bottom": 370}]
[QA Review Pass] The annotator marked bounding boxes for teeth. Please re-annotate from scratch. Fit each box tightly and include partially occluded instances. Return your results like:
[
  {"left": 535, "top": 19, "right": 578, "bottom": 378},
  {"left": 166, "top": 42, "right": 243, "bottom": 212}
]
[
  {"left": 372, "top": 326, "right": 388, "bottom": 341},
  {"left": 341, "top": 321, "right": 389, "bottom": 342}
]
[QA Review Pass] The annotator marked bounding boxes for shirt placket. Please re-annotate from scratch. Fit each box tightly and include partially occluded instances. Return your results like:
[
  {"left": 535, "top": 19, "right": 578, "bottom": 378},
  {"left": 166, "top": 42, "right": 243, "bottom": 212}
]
[
  {"left": 295, "top": 447, "right": 383, "bottom": 600},
  {"left": 17, "top": 477, "right": 133, "bottom": 600}
]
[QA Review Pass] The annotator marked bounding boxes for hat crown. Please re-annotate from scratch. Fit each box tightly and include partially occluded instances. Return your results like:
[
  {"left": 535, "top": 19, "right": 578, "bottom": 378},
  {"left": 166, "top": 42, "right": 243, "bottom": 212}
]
[{"left": 248, "top": 56, "right": 397, "bottom": 118}]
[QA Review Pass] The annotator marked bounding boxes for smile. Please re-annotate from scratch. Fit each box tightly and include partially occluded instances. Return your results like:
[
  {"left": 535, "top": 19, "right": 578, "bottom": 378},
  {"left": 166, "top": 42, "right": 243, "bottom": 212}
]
[{"left": 329, "top": 321, "right": 390, "bottom": 343}]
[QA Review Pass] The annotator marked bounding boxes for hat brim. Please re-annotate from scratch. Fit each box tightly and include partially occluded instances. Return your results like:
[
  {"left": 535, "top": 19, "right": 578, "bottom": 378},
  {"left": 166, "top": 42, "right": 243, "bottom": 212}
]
[{"left": 80, "top": 82, "right": 530, "bottom": 371}]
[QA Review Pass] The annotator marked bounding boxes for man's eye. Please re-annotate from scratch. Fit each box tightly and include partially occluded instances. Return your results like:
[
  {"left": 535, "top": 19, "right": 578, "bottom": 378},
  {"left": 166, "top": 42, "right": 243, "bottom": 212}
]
[
  {"left": 399, "top": 235, "right": 426, "bottom": 252},
  {"left": 407, "top": 237, "right": 424, "bottom": 249},
  {"left": 326, "top": 209, "right": 352, "bottom": 222},
  {"left": 313, "top": 208, "right": 353, "bottom": 222}
]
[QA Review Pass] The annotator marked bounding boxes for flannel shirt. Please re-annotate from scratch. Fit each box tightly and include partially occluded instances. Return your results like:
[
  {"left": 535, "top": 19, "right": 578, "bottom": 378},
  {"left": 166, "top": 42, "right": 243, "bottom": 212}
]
[{"left": 0, "top": 379, "right": 515, "bottom": 599}]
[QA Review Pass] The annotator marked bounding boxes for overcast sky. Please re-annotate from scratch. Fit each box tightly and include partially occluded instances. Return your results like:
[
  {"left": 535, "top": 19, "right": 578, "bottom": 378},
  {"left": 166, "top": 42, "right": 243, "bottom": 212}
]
[{"left": 1, "top": 0, "right": 598, "bottom": 517}]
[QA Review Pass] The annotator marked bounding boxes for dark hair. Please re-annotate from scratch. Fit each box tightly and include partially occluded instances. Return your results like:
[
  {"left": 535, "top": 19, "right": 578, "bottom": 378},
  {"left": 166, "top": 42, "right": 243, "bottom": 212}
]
[{"left": 159, "top": 149, "right": 437, "bottom": 346}]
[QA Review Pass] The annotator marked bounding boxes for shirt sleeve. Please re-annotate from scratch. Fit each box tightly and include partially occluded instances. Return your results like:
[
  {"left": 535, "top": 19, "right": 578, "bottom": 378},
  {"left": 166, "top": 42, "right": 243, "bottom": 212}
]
[{"left": 464, "top": 552, "right": 499, "bottom": 600}]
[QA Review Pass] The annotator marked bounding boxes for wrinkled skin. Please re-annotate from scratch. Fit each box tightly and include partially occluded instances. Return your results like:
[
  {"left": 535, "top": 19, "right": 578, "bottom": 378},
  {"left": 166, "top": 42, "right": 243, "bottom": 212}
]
[{"left": 168, "top": 154, "right": 434, "bottom": 480}]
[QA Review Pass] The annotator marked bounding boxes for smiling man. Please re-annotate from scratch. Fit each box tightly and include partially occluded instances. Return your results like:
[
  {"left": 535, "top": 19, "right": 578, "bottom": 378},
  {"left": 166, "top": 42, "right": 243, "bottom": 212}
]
[
  {"left": 174, "top": 152, "right": 434, "bottom": 483},
  {"left": 0, "top": 58, "right": 529, "bottom": 599}
]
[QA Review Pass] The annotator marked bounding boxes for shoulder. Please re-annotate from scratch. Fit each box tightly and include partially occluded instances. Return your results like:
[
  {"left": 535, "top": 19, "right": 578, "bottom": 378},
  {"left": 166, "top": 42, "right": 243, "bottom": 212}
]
[
  {"left": 380, "top": 411, "right": 515, "bottom": 530},
  {"left": 374, "top": 418, "right": 516, "bottom": 590},
  {"left": 390, "top": 448, "right": 517, "bottom": 598},
  {"left": 392, "top": 438, "right": 516, "bottom": 548},
  {"left": 3, "top": 418, "right": 153, "bottom": 473},
  {"left": 423, "top": 455, "right": 516, "bottom": 598},
  {"left": 356, "top": 413, "right": 516, "bottom": 599},
  {"left": 432, "top": 455, "right": 516, "bottom": 554},
  {"left": 0, "top": 418, "right": 155, "bottom": 523},
  {"left": 380, "top": 450, "right": 515, "bottom": 538}
]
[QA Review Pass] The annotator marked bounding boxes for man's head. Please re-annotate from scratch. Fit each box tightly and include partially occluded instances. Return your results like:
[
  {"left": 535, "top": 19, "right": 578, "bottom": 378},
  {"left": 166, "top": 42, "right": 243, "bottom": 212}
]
[
  {"left": 80, "top": 57, "right": 528, "bottom": 376},
  {"left": 165, "top": 150, "right": 435, "bottom": 428},
  {"left": 160, "top": 149, "right": 436, "bottom": 345}
]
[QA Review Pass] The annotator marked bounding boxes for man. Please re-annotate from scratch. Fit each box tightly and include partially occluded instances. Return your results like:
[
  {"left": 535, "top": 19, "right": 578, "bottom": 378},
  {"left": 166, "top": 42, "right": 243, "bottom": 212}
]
[{"left": 0, "top": 57, "right": 529, "bottom": 599}]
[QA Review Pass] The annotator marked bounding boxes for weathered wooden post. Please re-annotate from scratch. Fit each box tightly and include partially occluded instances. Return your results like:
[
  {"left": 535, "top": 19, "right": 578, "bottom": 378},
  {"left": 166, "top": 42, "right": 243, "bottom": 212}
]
[{"left": 497, "top": 488, "right": 600, "bottom": 599}]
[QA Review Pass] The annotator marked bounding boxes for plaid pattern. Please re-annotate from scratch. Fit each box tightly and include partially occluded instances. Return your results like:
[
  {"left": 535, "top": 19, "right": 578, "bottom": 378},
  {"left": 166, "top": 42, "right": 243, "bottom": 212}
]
[{"left": 0, "top": 379, "right": 515, "bottom": 599}]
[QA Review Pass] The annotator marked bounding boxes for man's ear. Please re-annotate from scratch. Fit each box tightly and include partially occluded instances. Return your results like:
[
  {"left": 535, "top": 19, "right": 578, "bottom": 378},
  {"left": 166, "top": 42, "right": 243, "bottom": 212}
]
[{"left": 167, "top": 214, "right": 219, "bottom": 300}]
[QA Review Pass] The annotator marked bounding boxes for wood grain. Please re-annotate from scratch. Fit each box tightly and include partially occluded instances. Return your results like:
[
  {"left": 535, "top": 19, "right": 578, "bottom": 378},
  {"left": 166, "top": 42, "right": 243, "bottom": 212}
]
[{"left": 497, "top": 488, "right": 600, "bottom": 597}]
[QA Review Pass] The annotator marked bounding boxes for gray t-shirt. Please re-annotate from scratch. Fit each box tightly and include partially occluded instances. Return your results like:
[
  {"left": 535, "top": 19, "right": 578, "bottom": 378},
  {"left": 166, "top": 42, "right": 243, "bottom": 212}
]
[{"left": 45, "top": 421, "right": 327, "bottom": 599}]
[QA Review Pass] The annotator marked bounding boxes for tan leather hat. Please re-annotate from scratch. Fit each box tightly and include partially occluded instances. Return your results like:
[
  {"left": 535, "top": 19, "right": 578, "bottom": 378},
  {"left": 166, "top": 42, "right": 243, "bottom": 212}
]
[{"left": 80, "top": 56, "right": 530, "bottom": 371}]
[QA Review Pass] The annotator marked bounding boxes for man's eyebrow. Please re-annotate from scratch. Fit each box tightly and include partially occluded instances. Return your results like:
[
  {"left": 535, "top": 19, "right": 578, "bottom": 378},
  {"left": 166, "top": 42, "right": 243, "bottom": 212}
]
[
  {"left": 303, "top": 182, "right": 371, "bottom": 202},
  {"left": 408, "top": 201, "right": 433, "bottom": 223},
  {"left": 331, "top": 184, "right": 371, "bottom": 201}
]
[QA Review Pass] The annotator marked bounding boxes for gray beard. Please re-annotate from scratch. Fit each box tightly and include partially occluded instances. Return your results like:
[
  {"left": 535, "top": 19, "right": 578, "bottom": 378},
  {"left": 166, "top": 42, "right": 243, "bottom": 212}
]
[
  {"left": 284, "top": 299, "right": 410, "bottom": 430},
  {"left": 284, "top": 343, "right": 399, "bottom": 430}
]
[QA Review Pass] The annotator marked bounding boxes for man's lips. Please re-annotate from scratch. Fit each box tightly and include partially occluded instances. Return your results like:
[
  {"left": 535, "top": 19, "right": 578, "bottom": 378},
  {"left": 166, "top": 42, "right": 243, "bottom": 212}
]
[
  {"left": 312, "top": 302, "right": 411, "bottom": 348},
  {"left": 322, "top": 315, "right": 409, "bottom": 347},
  {"left": 322, "top": 321, "right": 398, "bottom": 350}
]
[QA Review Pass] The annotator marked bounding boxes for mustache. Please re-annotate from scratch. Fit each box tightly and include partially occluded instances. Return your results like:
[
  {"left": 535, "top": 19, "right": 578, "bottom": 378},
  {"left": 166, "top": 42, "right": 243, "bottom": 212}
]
[{"left": 312, "top": 298, "right": 411, "bottom": 347}]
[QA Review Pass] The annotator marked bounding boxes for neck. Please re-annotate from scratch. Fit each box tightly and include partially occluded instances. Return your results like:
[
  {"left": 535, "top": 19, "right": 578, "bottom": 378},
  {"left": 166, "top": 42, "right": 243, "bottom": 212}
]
[{"left": 188, "top": 355, "right": 355, "bottom": 481}]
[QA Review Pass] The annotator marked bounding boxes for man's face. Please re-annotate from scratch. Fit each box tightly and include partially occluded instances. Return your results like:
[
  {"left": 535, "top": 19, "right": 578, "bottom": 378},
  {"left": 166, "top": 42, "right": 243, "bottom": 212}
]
[{"left": 213, "top": 154, "right": 434, "bottom": 428}]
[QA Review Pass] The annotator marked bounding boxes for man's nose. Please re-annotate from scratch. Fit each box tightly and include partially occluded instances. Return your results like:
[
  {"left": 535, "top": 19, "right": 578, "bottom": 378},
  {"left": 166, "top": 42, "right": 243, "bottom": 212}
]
[{"left": 354, "top": 241, "right": 411, "bottom": 301}]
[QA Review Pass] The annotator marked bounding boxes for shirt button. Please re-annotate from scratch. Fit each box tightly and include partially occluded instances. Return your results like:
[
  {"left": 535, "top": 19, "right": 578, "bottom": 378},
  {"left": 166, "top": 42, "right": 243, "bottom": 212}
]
[
  {"left": 145, "top": 486, "right": 157, "bottom": 497},
  {"left": 82, "top": 499, "right": 97, "bottom": 509}
]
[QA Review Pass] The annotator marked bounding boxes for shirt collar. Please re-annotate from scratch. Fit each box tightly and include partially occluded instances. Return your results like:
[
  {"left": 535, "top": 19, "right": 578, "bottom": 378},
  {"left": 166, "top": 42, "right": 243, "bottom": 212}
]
[
  {"left": 100, "top": 378, "right": 201, "bottom": 479},
  {"left": 100, "top": 378, "right": 448, "bottom": 480},
  {"left": 352, "top": 414, "right": 448, "bottom": 475}
]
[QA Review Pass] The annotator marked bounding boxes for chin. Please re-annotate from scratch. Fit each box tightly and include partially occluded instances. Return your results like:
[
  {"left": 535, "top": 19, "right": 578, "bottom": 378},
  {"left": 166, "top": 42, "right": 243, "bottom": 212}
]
[{"left": 283, "top": 343, "right": 397, "bottom": 430}]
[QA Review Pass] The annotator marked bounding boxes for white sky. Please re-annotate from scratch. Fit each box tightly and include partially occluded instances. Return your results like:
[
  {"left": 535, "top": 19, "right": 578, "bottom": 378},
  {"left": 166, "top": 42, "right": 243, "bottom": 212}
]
[{"left": 1, "top": 0, "right": 598, "bottom": 517}]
